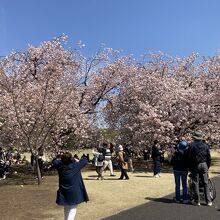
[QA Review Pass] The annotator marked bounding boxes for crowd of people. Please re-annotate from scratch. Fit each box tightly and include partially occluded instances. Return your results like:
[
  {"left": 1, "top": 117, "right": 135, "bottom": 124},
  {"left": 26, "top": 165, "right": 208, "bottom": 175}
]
[
  {"left": 91, "top": 142, "right": 141, "bottom": 180},
  {"left": 0, "top": 130, "right": 214, "bottom": 220},
  {"left": 0, "top": 147, "right": 22, "bottom": 180},
  {"left": 51, "top": 130, "right": 213, "bottom": 220}
]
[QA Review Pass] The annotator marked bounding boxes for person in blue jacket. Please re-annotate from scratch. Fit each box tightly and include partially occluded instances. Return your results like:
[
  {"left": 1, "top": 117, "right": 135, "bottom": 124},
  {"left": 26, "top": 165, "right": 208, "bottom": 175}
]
[
  {"left": 171, "top": 140, "right": 189, "bottom": 203},
  {"left": 53, "top": 151, "right": 89, "bottom": 220}
]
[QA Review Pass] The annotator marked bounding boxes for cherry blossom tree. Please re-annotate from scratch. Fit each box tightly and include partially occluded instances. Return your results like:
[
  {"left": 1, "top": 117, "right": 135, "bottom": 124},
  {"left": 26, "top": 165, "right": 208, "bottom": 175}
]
[
  {"left": 0, "top": 36, "right": 131, "bottom": 182},
  {"left": 0, "top": 35, "right": 220, "bottom": 184},
  {"left": 103, "top": 52, "right": 220, "bottom": 148}
]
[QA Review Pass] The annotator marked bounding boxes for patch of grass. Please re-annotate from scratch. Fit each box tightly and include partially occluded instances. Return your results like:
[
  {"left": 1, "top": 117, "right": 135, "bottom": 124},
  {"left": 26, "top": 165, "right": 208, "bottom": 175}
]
[{"left": 0, "top": 150, "right": 219, "bottom": 220}]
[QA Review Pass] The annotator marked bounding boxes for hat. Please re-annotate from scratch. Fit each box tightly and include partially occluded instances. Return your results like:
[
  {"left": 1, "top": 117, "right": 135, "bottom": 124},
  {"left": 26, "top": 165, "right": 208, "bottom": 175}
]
[
  {"left": 178, "top": 141, "right": 188, "bottom": 150},
  {"left": 118, "top": 145, "right": 123, "bottom": 151},
  {"left": 192, "top": 131, "right": 204, "bottom": 140}
]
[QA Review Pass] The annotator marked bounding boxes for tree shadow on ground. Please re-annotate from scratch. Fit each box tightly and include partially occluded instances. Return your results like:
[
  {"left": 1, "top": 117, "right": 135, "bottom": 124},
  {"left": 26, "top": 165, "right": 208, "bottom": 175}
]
[
  {"left": 133, "top": 160, "right": 173, "bottom": 174},
  {"left": 83, "top": 178, "right": 99, "bottom": 181},
  {"left": 210, "top": 171, "right": 220, "bottom": 175},
  {"left": 145, "top": 197, "right": 174, "bottom": 203},
  {"left": 87, "top": 175, "right": 99, "bottom": 177},
  {"left": 84, "top": 177, "right": 119, "bottom": 181},
  {"left": 134, "top": 175, "right": 154, "bottom": 178},
  {"left": 0, "top": 164, "right": 55, "bottom": 186},
  {"left": 0, "top": 176, "right": 37, "bottom": 186}
]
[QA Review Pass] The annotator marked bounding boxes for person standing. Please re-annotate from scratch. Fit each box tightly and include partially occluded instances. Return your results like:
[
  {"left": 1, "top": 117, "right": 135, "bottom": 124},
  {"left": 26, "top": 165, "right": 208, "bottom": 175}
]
[
  {"left": 117, "top": 145, "right": 129, "bottom": 180},
  {"left": 188, "top": 131, "right": 212, "bottom": 206},
  {"left": 124, "top": 143, "right": 134, "bottom": 172},
  {"left": 53, "top": 152, "right": 89, "bottom": 220},
  {"left": 171, "top": 141, "right": 189, "bottom": 203},
  {"left": 151, "top": 140, "right": 162, "bottom": 177}
]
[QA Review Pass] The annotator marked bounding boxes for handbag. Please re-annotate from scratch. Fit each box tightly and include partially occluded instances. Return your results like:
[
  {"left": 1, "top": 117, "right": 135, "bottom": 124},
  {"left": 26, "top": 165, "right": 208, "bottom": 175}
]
[{"left": 97, "top": 154, "right": 104, "bottom": 162}]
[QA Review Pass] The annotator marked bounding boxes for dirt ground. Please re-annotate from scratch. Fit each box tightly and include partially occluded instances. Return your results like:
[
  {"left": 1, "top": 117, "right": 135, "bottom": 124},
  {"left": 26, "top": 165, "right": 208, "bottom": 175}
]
[{"left": 0, "top": 150, "right": 219, "bottom": 220}]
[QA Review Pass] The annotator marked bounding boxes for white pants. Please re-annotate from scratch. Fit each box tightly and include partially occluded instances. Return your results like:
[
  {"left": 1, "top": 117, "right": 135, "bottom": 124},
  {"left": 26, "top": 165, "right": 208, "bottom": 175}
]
[
  {"left": 102, "top": 160, "right": 114, "bottom": 175},
  {"left": 64, "top": 205, "right": 77, "bottom": 220}
]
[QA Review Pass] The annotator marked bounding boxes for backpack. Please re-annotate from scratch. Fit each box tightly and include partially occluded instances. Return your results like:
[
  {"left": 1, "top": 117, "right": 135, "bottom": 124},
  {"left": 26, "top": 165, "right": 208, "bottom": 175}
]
[{"left": 97, "top": 154, "right": 104, "bottom": 162}]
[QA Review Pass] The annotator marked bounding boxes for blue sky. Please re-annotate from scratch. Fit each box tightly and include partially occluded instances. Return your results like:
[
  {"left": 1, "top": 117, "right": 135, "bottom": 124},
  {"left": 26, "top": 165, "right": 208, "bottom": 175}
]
[{"left": 1, "top": 0, "right": 220, "bottom": 58}]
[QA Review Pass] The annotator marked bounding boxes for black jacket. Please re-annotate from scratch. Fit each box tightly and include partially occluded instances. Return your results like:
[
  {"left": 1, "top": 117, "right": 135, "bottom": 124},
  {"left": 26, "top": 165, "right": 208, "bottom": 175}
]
[
  {"left": 124, "top": 146, "right": 133, "bottom": 157},
  {"left": 151, "top": 146, "right": 161, "bottom": 161},
  {"left": 188, "top": 140, "right": 211, "bottom": 169},
  {"left": 171, "top": 148, "right": 188, "bottom": 171}
]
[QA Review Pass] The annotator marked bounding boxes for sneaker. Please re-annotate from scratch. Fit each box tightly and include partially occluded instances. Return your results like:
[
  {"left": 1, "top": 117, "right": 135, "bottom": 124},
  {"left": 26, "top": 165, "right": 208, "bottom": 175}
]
[
  {"left": 207, "top": 202, "right": 212, "bottom": 206},
  {"left": 154, "top": 174, "right": 159, "bottom": 178},
  {"left": 191, "top": 201, "right": 200, "bottom": 206},
  {"left": 183, "top": 200, "right": 189, "bottom": 204},
  {"left": 173, "top": 197, "right": 180, "bottom": 203},
  {"left": 158, "top": 173, "right": 162, "bottom": 177}
]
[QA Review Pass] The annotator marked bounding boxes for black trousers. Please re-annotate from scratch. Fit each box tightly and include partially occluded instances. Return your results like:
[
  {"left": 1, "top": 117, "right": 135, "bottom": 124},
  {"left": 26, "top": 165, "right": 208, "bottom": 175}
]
[
  {"left": 119, "top": 168, "right": 129, "bottom": 179},
  {"left": 95, "top": 166, "right": 103, "bottom": 178},
  {"left": 153, "top": 159, "right": 161, "bottom": 175}
]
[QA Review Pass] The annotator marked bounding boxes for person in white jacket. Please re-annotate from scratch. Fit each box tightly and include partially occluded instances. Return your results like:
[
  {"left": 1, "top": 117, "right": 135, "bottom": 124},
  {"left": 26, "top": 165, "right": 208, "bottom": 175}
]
[{"left": 92, "top": 147, "right": 104, "bottom": 180}]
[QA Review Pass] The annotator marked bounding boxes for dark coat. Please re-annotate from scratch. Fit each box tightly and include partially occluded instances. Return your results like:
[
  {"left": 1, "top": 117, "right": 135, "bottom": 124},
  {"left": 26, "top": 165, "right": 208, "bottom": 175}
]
[
  {"left": 171, "top": 148, "right": 188, "bottom": 171},
  {"left": 124, "top": 146, "right": 133, "bottom": 157},
  {"left": 151, "top": 146, "right": 161, "bottom": 161},
  {"left": 52, "top": 158, "right": 89, "bottom": 206},
  {"left": 188, "top": 140, "right": 211, "bottom": 169}
]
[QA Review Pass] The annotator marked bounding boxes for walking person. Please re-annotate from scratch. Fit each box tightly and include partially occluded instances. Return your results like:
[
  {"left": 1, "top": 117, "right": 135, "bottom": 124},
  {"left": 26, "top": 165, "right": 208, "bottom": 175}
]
[
  {"left": 171, "top": 140, "right": 189, "bottom": 203},
  {"left": 52, "top": 152, "right": 89, "bottom": 220},
  {"left": 117, "top": 145, "right": 129, "bottom": 180},
  {"left": 188, "top": 131, "right": 212, "bottom": 206},
  {"left": 151, "top": 140, "right": 162, "bottom": 177},
  {"left": 92, "top": 147, "right": 104, "bottom": 180},
  {"left": 101, "top": 143, "right": 115, "bottom": 176}
]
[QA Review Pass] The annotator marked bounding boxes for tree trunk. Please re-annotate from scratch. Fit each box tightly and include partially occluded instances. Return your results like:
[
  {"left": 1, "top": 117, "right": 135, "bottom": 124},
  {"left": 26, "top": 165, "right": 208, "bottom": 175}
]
[{"left": 35, "top": 157, "right": 42, "bottom": 185}]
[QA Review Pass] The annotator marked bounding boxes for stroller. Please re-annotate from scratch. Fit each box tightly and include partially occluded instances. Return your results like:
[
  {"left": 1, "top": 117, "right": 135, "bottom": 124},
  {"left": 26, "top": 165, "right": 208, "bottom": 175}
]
[{"left": 188, "top": 173, "right": 216, "bottom": 202}]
